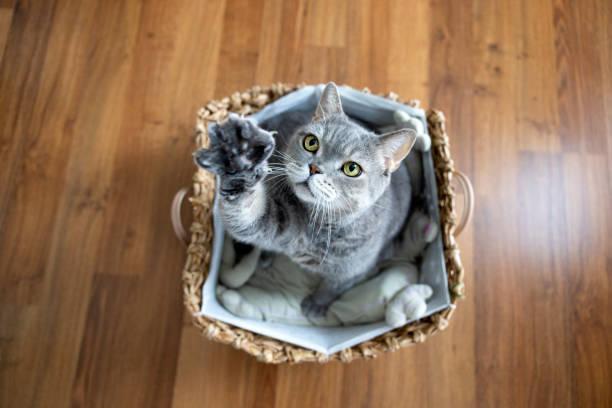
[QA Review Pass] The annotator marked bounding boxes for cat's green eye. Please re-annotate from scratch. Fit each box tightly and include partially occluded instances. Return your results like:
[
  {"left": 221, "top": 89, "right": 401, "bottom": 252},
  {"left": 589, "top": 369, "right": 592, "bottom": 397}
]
[
  {"left": 342, "top": 161, "right": 362, "bottom": 177},
  {"left": 303, "top": 134, "right": 319, "bottom": 153}
]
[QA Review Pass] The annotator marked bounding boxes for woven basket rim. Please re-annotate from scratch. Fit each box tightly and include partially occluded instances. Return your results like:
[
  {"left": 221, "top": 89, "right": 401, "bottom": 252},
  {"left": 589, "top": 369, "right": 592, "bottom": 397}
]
[{"left": 182, "top": 83, "right": 465, "bottom": 364}]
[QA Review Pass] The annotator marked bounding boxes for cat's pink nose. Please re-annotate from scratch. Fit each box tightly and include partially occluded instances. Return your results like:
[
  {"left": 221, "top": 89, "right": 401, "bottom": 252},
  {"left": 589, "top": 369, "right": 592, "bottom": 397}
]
[{"left": 309, "top": 164, "right": 322, "bottom": 175}]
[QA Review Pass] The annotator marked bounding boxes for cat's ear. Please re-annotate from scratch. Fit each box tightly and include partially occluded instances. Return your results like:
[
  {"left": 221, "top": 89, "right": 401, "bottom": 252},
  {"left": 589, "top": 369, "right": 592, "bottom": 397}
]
[
  {"left": 378, "top": 129, "right": 417, "bottom": 172},
  {"left": 313, "top": 82, "right": 344, "bottom": 121}
]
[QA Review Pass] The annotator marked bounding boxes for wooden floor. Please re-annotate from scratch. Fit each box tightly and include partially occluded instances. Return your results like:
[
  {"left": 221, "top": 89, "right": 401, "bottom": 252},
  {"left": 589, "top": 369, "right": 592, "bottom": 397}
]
[{"left": 1, "top": 0, "right": 610, "bottom": 407}]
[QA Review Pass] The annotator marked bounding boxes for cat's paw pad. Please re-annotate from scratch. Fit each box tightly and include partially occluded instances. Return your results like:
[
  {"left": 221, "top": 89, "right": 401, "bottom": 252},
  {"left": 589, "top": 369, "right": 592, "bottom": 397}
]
[
  {"left": 210, "top": 113, "right": 275, "bottom": 172},
  {"left": 301, "top": 294, "right": 330, "bottom": 318},
  {"left": 385, "top": 284, "right": 433, "bottom": 328},
  {"left": 194, "top": 113, "right": 275, "bottom": 175}
]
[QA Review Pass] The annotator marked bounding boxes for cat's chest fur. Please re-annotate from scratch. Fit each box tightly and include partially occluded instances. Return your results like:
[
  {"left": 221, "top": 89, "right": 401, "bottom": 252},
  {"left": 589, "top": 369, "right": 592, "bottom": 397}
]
[
  {"left": 275, "top": 174, "right": 409, "bottom": 273},
  {"left": 288, "top": 222, "right": 360, "bottom": 269}
]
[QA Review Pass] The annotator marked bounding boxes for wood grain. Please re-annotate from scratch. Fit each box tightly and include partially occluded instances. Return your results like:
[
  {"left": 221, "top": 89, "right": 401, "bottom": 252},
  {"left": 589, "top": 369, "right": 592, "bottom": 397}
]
[
  {"left": 0, "top": 6, "right": 12, "bottom": 64},
  {"left": 0, "top": 0, "right": 610, "bottom": 407}
]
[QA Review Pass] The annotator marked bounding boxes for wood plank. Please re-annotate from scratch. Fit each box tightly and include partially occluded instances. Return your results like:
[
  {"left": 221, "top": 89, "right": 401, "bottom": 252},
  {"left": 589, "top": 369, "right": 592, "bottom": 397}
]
[
  {"left": 303, "top": 0, "right": 347, "bottom": 47},
  {"left": 427, "top": 2, "right": 477, "bottom": 407},
  {"left": 596, "top": 0, "right": 612, "bottom": 189},
  {"left": 0, "top": 0, "right": 15, "bottom": 8},
  {"left": 428, "top": 0, "right": 475, "bottom": 172},
  {"left": 215, "top": 0, "right": 263, "bottom": 95},
  {"left": 563, "top": 153, "right": 611, "bottom": 407},
  {"left": 345, "top": 0, "right": 390, "bottom": 91},
  {"left": 72, "top": 0, "right": 227, "bottom": 406},
  {"left": 470, "top": 0, "right": 527, "bottom": 406},
  {"left": 95, "top": 0, "right": 224, "bottom": 279},
  {"left": 516, "top": 153, "right": 572, "bottom": 405},
  {"left": 0, "top": 0, "right": 59, "bottom": 306},
  {"left": 386, "top": 0, "right": 431, "bottom": 102},
  {"left": 516, "top": 0, "right": 561, "bottom": 152},
  {"left": 0, "top": 6, "right": 13, "bottom": 65},
  {"left": 553, "top": 0, "right": 608, "bottom": 153},
  {"left": 300, "top": 45, "right": 347, "bottom": 84},
  {"left": 173, "top": 326, "right": 278, "bottom": 408},
  {"left": 259, "top": 0, "right": 308, "bottom": 83},
  {"left": 0, "top": 1, "right": 144, "bottom": 406},
  {"left": 254, "top": 0, "right": 284, "bottom": 84}
]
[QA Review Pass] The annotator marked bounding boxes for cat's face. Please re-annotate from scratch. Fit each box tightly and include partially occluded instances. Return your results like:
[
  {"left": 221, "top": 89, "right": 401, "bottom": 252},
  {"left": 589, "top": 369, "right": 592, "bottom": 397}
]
[
  {"left": 283, "top": 116, "right": 391, "bottom": 216},
  {"left": 279, "top": 83, "right": 417, "bottom": 219}
]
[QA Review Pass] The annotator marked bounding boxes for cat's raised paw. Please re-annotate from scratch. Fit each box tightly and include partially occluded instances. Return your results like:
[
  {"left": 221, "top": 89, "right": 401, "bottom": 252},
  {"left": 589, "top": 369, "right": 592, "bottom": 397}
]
[{"left": 194, "top": 113, "right": 275, "bottom": 176}]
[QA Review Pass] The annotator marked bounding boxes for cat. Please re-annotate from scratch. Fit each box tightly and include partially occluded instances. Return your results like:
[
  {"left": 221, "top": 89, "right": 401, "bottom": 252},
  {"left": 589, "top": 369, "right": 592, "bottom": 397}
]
[{"left": 194, "top": 83, "right": 417, "bottom": 317}]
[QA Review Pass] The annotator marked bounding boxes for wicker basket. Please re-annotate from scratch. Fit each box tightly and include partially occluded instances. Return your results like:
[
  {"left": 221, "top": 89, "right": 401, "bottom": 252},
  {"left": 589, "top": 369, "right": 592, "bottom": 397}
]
[{"left": 176, "top": 83, "right": 472, "bottom": 364}]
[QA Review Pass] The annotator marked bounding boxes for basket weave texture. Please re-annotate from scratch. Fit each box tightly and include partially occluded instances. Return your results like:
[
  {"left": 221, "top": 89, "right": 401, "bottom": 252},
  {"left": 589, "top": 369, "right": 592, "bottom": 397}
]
[{"left": 182, "top": 84, "right": 465, "bottom": 363}]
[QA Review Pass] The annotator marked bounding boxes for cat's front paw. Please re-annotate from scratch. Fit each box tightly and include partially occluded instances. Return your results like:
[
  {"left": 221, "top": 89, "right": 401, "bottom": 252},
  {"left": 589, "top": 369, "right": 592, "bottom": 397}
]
[
  {"left": 194, "top": 113, "right": 275, "bottom": 176},
  {"left": 301, "top": 294, "right": 331, "bottom": 318}
]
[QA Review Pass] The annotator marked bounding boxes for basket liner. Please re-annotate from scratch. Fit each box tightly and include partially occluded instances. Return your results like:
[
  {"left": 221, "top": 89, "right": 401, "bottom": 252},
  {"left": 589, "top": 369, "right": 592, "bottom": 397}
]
[{"left": 197, "top": 85, "right": 450, "bottom": 354}]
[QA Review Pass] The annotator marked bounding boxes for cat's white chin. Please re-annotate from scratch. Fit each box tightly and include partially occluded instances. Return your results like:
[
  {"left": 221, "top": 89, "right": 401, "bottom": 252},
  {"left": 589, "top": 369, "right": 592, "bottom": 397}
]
[
  {"left": 292, "top": 182, "right": 316, "bottom": 203},
  {"left": 292, "top": 179, "right": 337, "bottom": 205}
]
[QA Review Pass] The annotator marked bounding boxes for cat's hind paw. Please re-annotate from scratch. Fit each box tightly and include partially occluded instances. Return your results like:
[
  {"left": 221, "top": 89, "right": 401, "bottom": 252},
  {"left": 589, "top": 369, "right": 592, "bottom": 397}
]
[{"left": 385, "top": 284, "right": 433, "bottom": 328}]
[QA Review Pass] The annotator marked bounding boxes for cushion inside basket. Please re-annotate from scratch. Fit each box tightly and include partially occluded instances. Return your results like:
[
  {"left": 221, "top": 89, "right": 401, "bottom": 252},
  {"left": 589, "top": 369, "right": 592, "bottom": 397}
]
[{"left": 197, "top": 85, "right": 450, "bottom": 355}]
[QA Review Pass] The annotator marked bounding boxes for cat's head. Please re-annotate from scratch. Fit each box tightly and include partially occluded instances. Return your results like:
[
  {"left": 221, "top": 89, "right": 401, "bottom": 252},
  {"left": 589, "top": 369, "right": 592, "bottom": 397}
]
[{"left": 283, "top": 83, "right": 416, "bottom": 217}]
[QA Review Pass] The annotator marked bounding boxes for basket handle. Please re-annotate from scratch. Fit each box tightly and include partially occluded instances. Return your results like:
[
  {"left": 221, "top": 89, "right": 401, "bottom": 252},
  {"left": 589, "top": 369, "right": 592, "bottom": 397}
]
[
  {"left": 452, "top": 170, "right": 474, "bottom": 236},
  {"left": 171, "top": 187, "right": 190, "bottom": 246}
]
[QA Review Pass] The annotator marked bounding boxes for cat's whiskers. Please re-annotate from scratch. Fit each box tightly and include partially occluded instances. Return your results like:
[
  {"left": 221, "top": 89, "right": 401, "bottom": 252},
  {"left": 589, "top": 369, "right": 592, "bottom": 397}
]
[
  {"left": 264, "top": 174, "right": 287, "bottom": 186},
  {"left": 264, "top": 173, "right": 287, "bottom": 181},
  {"left": 339, "top": 195, "right": 355, "bottom": 217},
  {"left": 264, "top": 161, "right": 290, "bottom": 189},
  {"left": 272, "top": 152, "right": 297, "bottom": 164},
  {"left": 272, "top": 150, "right": 298, "bottom": 163},
  {"left": 370, "top": 202, "right": 392, "bottom": 212},
  {"left": 337, "top": 203, "right": 350, "bottom": 224},
  {"left": 273, "top": 151, "right": 303, "bottom": 173},
  {"left": 264, "top": 176, "right": 289, "bottom": 193},
  {"left": 320, "top": 203, "right": 334, "bottom": 264},
  {"left": 316, "top": 199, "right": 328, "bottom": 238},
  {"left": 265, "top": 165, "right": 288, "bottom": 173},
  {"left": 313, "top": 199, "right": 325, "bottom": 238},
  {"left": 309, "top": 197, "right": 322, "bottom": 240}
]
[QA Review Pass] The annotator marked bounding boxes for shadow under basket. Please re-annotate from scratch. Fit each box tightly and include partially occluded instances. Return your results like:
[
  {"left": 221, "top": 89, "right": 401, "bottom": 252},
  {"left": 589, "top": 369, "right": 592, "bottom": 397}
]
[{"left": 175, "top": 84, "right": 472, "bottom": 364}]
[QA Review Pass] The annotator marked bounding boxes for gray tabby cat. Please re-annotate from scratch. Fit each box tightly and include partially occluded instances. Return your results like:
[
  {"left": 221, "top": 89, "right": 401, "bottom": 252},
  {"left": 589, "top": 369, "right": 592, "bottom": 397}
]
[{"left": 194, "top": 83, "right": 417, "bottom": 317}]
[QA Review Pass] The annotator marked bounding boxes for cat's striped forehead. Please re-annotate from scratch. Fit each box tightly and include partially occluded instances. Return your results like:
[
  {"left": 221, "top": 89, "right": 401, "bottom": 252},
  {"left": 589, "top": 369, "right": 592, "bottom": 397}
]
[{"left": 305, "top": 116, "right": 378, "bottom": 158}]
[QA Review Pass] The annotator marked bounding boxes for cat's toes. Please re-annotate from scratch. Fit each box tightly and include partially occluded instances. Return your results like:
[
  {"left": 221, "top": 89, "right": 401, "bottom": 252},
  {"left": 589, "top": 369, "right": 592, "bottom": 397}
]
[
  {"left": 193, "top": 147, "right": 225, "bottom": 174},
  {"left": 211, "top": 114, "right": 275, "bottom": 173},
  {"left": 301, "top": 294, "right": 330, "bottom": 318},
  {"left": 385, "top": 284, "right": 432, "bottom": 328},
  {"left": 387, "top": 295, "right": 426, "bottom": 327},
  {"left": 402, "top": 296, "right": 427, "bottom": 321}
]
